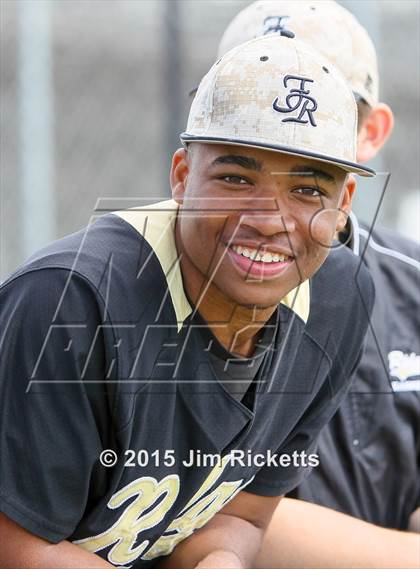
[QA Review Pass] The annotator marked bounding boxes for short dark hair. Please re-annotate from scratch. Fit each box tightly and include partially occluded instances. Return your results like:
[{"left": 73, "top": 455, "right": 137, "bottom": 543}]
[{"left": 356, "top": 97, "right": 372, "bottom": 132}]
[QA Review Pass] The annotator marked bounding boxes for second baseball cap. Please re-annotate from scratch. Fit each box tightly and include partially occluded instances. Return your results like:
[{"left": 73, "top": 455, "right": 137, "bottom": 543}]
[
  {"left": 217, "top": 0, "right": 379, "bottom": 108},
  {"left": 181, "top": 35, "right": 375, "bottom": 177}
]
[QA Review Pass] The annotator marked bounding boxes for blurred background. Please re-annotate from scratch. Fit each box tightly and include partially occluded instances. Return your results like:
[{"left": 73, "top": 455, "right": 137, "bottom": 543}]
[{"left": 1, "top": 0, "right": 419, "bottom": 280}]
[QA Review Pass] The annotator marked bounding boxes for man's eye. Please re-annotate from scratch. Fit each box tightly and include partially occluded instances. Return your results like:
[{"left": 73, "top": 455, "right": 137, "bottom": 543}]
[
  {"left": 220, "top": 175, "right": 250, "bottom": 185},
  {"left": 293, "top": 187, "right": 323, "bottom": 197}
]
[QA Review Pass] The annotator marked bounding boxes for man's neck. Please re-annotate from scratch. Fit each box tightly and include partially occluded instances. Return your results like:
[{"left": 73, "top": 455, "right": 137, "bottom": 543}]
[{"left": 191, "top": 284, "right": 276, "bottom": 357}]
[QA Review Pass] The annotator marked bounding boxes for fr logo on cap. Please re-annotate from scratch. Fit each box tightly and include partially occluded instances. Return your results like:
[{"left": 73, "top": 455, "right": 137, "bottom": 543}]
[{"left": 272, "top": 75, "right": 317, "bottom": 126}]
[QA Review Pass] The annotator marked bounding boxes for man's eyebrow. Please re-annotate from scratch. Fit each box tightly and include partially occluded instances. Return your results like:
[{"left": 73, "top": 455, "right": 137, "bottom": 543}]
[
  {"left": 211, "top": 155, "right": 263, "bottom": 171},
  {"left": 287, "top": 165, "right": 335, "bottom": 183}
]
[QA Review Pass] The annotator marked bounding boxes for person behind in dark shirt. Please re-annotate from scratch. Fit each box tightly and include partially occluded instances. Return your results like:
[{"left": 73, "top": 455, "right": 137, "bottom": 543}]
[
  {"left": 0, "top": 35, "right": 376, "bottom": 569},
  {"left": 215, "top": 1, "right": 420, "bottom": 567}
]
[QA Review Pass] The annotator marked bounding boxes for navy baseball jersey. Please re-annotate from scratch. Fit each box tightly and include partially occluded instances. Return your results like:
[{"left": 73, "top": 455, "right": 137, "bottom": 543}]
[{"left": 0, "top": 201, "right": 374, "bottom": 567}]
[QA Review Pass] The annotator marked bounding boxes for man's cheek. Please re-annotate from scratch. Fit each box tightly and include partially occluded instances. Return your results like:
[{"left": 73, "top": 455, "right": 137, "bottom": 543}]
[
  {"left": 309, "top": 208, "right": 340, "bottom": 251},
  {"left": 183, "top": 218, "right": 220, "bottom": 270}
]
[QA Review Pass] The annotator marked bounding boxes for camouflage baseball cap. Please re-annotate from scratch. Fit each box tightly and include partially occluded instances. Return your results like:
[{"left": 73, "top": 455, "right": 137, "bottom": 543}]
[
  {"left": 217, "top": 0, "right": 379, "bottom": 108},
  {"left": 181, "top": 35, "right": 375, "bottom": 177}
]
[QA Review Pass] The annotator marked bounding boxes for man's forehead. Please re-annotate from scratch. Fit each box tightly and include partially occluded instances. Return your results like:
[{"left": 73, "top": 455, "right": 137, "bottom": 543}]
[{"left": 191, "top": 143, "right": 342, "bottom": 181}]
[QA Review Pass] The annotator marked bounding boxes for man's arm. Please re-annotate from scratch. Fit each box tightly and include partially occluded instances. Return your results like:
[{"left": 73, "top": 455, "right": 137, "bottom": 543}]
[
  {"left": 0, "top": 270, "right": 114, "bottom": 567},
  {"left": 158, "top": 491, "right": 282, "bottom": 569},
  {"left": 0, "top": 513, "right": 113, "bottom": 569},
  {"left": 256, "top": 498, "right": 420, "bottom": 569}
]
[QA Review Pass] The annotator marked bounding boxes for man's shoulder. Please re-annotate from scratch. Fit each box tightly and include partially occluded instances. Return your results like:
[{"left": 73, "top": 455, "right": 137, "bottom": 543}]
[
  {"left": 354, "top": 219, "right": 419, "bottom": 307},
  {"left": 311, "top": 243, "right": 374, "bottom": 307},
  {"left": 2, "top": 213, "right": 147, "bottom": 289},
  {"left": 0, "top": 213, "right": 151, "bottom": 347},
  {"left": 305, "top": 245, "right": 374, "bottom": 357},
  {"left": 356, "top": 220, "right": 419, "bottom": 272}
]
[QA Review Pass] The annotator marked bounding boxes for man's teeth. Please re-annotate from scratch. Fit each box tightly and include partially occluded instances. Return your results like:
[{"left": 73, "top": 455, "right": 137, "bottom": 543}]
[{"left": 231, "top": 245, "right": 289, "bottom": 263}]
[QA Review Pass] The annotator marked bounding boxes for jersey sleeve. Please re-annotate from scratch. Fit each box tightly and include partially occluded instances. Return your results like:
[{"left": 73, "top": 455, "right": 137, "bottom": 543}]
[
  {"left": 0, "top": 268, "right": 113, "bottom": 543},
  {"left": 245, "top": 374, "right": 354, "bottom": 497}
]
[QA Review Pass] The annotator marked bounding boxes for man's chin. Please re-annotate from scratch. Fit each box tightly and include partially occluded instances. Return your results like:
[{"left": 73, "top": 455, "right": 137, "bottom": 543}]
[
  {"left": 223, "top": 290, "right": 287, "bottom": 311},
  {"left": 209, "top": 276, "right": 297, "bottom": 313}
]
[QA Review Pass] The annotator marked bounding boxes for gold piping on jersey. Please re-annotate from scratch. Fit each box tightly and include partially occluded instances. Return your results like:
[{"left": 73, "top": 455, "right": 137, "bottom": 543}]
[
  {"left": 115, "top": 200, "right": 192, "bottom": 331},
  {"left": 114, "top": 200, "right": 310, "bottom": 330}
]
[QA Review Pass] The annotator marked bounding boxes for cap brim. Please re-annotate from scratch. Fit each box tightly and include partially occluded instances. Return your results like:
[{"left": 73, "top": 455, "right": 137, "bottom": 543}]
[{"left": 180, "top": 133, "right": 375, "bottom": 177}]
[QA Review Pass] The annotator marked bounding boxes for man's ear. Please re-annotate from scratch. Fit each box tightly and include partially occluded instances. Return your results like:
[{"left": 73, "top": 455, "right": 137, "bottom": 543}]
[
  {"left": 357, "top": 103, "right": 394, "bottom": 163},
  {"left": 170, "top": 147, "right": 189, "bottom": 204},
  {"left": 336, "top": 175, "right": 356, "bottom": 233}
]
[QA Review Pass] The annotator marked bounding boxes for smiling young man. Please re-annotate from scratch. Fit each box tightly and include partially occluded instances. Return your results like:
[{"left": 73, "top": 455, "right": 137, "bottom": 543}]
[{"left": 0, "top": 35, "right": 374, "bottom": 569}]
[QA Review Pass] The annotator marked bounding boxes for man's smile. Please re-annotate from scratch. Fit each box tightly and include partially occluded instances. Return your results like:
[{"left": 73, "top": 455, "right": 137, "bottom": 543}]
[
  {"left": 226, "top": 242, "right": 295, "bottom": 280},
  {"left": 229, "top": 243, "right": 293, "bottom": 263}
]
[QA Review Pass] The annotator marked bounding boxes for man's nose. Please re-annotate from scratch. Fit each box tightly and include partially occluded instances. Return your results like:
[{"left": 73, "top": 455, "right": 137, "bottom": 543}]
[{"left": 239, "top": 195, "right": 296, "bottom": 237}]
